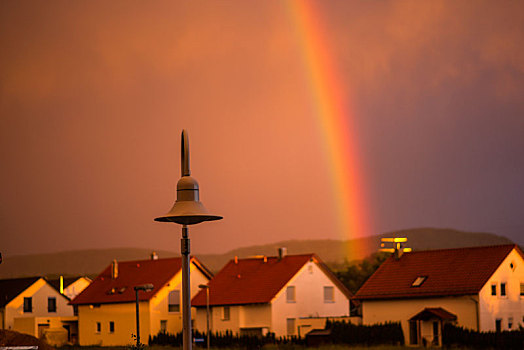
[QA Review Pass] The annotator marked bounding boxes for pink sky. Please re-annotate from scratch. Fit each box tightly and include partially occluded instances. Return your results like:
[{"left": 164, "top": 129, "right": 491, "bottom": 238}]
[{"left": 1, "top": 1, "right": 523, "bottom": 256}]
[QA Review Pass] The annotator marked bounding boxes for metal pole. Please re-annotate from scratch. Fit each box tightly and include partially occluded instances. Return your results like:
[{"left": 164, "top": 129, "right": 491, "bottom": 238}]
[
  {"left": 206, "top": 287, "right": 210, "bottom": 350},
  {"left": 181, "top": 225, "right": 192, "bottom": 350},
  {"left": 135, "top": 289, "right": 140, "bottom": 347}
]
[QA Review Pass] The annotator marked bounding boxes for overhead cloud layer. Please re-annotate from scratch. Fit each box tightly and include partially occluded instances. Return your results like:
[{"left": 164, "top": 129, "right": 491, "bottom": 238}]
[{"left": 1, "top": 1, "right": 523, "bottom": 256}]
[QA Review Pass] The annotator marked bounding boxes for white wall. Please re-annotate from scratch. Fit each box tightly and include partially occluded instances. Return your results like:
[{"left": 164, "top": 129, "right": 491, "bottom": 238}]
[
  {"left": 479, "top": 248, "right": 524, "bottom": 331},
  {"left": 270, "top": 260, "right": 350, "bottom": 337},
  {"left": 64, "top": 278, "right": 91, "bottom": 300},
  {"left": 5, "top": 279, "right": 73, "bottom": 330}
]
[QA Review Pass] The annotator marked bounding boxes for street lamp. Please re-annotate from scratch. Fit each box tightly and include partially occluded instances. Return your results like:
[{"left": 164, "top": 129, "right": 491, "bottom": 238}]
[
  {"left": 155, "top": 130, "right": 222, "bottom": 350},
  {"left": 134, "top": 284, "right": 154, "bottom": 348},
  {"left": 198, "top": 284, "right": 210, "bottom": 350}
]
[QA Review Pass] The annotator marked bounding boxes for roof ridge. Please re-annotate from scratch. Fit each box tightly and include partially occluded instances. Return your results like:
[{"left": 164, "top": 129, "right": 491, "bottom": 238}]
[
  {"left": 108, "top": 256, "right": 182, "bottom": 264},
  {"left": 401, "top": 244, "right": 516, "bottom": 255},
  {"left": 231, "top": 253, "right": 314, "bottom": 261}
]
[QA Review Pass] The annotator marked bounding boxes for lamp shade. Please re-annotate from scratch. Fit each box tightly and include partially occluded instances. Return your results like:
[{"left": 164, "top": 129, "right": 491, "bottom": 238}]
[{"left": 154, "top": 130, "right": 222, "bottom": 226}]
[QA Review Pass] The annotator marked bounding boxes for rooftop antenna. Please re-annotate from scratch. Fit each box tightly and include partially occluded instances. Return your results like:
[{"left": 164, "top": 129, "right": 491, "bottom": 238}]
[{"left": 380, "top": 237, "right": 412, "bottom": 259}]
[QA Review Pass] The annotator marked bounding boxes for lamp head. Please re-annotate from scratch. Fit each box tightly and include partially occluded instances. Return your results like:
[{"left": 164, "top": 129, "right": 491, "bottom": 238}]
[{"left": 155, "top": 130, "right": 222, "bottom": 225}]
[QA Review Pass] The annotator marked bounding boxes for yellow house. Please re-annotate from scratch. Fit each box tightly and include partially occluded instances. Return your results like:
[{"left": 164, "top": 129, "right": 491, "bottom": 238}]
[
  {"left": 354, "top": 244, "right": 524, "bottom": 347},
  {"left": 70, "top": 256, "right": 212, "bottom": 346},
  {"left": 192, "top": 252, "right": 356, "bottom": 337},
  {"left": 0, "top": 277, "right": 76, "bottom": 346}
]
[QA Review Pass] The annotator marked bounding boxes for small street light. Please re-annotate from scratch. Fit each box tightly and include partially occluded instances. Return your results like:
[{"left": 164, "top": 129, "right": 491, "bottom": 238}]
[
  {"left": 155, "top": 130, "right": 222, "bottom": 350},
  {"left": 134, "top": 284, "right": 154, "bottom": 348},
  {"left": 198, "top": 284, "right": 210, "bottom": 350}
]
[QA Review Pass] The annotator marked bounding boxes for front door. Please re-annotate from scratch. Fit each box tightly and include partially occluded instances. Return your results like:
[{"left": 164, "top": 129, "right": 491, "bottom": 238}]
[
  {"left": 409, "top": 320, "right": 418, "bottom": 345},
  {"left": 38, "top": 324, "right": 49, "bottom": 338},
  {"left": 432, "top": 321, "right": 439, "bottom": 346}
]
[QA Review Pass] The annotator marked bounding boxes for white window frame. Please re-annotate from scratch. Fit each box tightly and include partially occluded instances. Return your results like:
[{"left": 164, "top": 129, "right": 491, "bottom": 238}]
[
  {"left": 500, "top": 282, "right": 507, "bottom": 298},
  {"left": 222, "top": 306, "right": 230, "bottom": 321},
  {"left": 323, "top": 286, "right": 335, "bottom": 303},
  {"left": 47, "top": 297, "right": 57, "bottom": 313},
  {"left": 286, "top": 286, "right": 296, "bottom": 303},
  {"left": 168, "top": 290, "right": 180, "bottom": 313},
  {"left": 491, "top": 283, "right": 497, "bottom": 296},
  {"left": 286, "top": 318, "right": 296, "bottom": 336}
]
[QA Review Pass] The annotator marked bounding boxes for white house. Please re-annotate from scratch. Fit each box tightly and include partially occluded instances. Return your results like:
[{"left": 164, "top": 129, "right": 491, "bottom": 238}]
[
  {"left": 354, "top": 244, "right": 524, "bottom": 347},
  {"left": 0, "top": 277, "right": 76, "bottom": 345},
  {"left": 48, "top": 276, "right": 92, "bottom": 300},
  {"left": 192, "top": 252, "right": 354, "bottom": 337}
]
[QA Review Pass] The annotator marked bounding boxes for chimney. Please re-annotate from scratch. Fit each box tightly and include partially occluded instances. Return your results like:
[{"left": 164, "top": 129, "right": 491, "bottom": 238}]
[
  {"left": 234, "top": 256, "right": 238, "bottom": 264},
  {"left": 278, "top": 247, "right": 287, "bottom": 261},
  {"left": 111, "top": 259, "right": 118, "bottom": 279},
  {"left": 151, "top": 251, "right": 159, "bottom": 260}
]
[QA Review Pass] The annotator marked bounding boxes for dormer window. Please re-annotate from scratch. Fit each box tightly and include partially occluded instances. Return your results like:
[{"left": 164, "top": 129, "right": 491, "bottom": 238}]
[{"left": 411, "top": 276, "right": 427, "bottom": 287}]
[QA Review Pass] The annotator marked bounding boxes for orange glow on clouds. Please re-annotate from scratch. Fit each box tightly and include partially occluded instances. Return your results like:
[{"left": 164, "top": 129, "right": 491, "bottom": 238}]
[{"left": 286, "top": 0, "right": 372, "bottom": 255}]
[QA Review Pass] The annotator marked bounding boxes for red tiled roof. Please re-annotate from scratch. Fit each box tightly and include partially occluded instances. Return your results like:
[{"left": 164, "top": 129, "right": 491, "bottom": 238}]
[
  {"left": 71, "top": 257, "right": 210, "bottom": 305},
  {"left": 410, "top": 307, "right": 457, "bottom": 321},
  {"left": 354, "top": 245, "right": 520, "bottom": 300},
  {"left": 192, "top": 254, "right": 351, "bottom": 307}
]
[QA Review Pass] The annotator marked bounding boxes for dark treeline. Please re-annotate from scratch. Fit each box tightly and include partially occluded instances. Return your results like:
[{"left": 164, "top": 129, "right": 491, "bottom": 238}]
[
  {"left": 148, "top": 321, "right": 403, "bottom": 348},
  {"left": 443, "top": 323, "right": 524, "bottom": 349},
  {"left": 334, "top": 252, "right": 390, "bottom": 294},
  {"left": 325, "top": 320, "right": 404, "bottom": 346}
]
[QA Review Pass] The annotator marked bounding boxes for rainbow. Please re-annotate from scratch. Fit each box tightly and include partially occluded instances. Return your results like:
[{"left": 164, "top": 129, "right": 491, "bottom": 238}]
[{"left": 286, "top": 0, "right": 372, "bottom": 258}]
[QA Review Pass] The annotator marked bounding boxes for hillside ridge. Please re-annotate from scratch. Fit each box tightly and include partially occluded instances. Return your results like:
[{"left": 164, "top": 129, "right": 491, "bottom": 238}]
[{"left": 0, "top": 228, "right": 514, "bottom": 278}]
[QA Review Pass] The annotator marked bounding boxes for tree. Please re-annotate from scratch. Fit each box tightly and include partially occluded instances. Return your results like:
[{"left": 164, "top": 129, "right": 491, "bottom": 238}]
[{"left": 335, "top": 252, "right": 390, "bottom": 294}]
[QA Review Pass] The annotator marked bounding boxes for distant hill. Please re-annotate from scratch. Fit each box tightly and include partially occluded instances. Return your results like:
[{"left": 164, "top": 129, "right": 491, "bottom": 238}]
[{"left": 0, "top": 228, "right": 515, "bottom": 279}]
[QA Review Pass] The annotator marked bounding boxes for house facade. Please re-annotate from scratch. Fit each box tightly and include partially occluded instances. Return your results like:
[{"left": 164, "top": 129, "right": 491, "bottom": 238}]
[
  {"left": 70, "top": 256, "right": 212, "bottom": 346},
  {"left": 192, "top": 253, "right": 355, "bottom": 337},
  {"left": 0, "top": 277, "right": 76, "bottom": 345},
  {"left": 48, "top": 276, "right": 92, "bottom": 300},
  {"left": 354, "top": 244, "right": 524, "bottom": 347}
]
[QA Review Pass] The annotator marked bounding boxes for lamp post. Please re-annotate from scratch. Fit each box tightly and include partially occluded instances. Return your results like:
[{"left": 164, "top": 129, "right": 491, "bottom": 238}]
[
  {"left": 198, "top": 284, "right": 210, "bottom": 350},
  {"left": 134, "top": 284, "right": 154, "bottom": 348},
  {"left": 155, "top": 130, "right": 222, "bottom": 350}
]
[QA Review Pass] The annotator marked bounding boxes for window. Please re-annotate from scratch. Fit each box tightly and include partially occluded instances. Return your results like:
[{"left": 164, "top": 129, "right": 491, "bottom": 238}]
[
  {"left": 495, "top": 319, "right": 502, "bottom": 332},
  {"left": 23, "top": 297, "right": 32, "bottom": 313},
  {"left": 48, "top": 297, "right": 56, "bottom": 313},
  {"left": 96, "top": 322, "right": 101, "bottom": 333},
  {"left": 411, "top": 276, "right": 427, "bottom": 287},
  {"left": 222, "top": 306, "right": 230, "bottom": 321},
  {"left": 500, "top": 283, "right": 506, "bottom": 297},
  {"left": 286, "top": 286, "right": 296, "bottom": 303},
  {"left": 508, "top": 317, "right": 513, "bottom": 329},
  {"left": 491, "top": 284, "right": 497, "bottom": 296},
  {"left": 168, "top": 290, "right": 180, "bottom": 312},
  {"left": 160, "top": 320, "right": 167, "bottom": 333},
  {"left": 109, "top": 321, "right": 114, "bottom": 333},
  {"left": 286, "top": 318, "right": 296, "bottom": 336},
  {"left": 323, "top": 286, "right": 334, "bottom": 303},
  {"left": 520, "top": 283, "right": 524, "bottom": 296}
]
